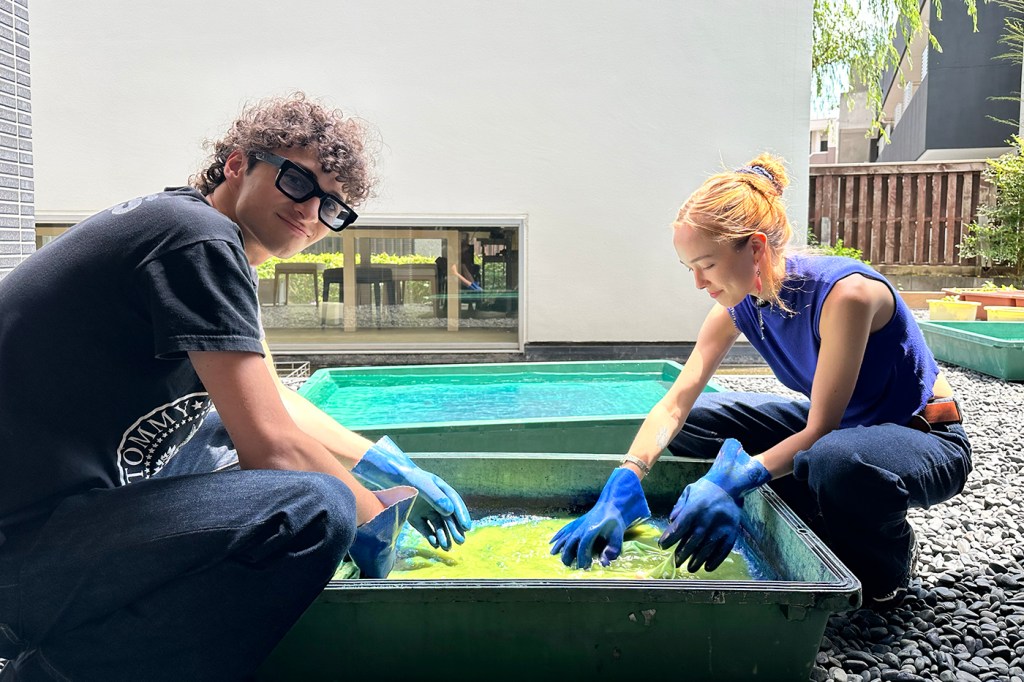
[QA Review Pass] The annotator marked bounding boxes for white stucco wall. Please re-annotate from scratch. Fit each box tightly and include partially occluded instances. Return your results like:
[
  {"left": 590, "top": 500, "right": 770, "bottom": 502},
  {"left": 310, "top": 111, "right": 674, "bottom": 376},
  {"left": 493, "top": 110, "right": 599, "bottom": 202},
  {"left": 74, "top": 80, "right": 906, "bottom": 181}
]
[{"left": 29, "top": 1, "right": 812, "bottom": 344}]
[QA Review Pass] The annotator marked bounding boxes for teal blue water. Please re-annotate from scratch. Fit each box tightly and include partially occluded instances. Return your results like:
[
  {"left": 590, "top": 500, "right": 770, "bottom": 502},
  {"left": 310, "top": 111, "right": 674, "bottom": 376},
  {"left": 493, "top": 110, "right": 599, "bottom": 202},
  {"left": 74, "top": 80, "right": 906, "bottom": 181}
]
[{"left": 309, "top": 373, "right": 673, "bottom": 428}]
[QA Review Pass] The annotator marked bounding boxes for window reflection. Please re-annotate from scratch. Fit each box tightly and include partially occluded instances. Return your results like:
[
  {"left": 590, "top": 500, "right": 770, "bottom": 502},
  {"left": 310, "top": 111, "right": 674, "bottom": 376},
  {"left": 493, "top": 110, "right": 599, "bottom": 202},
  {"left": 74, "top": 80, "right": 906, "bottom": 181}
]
[{"left": 259, "top": 225, "right": 520, "bottom": 349}]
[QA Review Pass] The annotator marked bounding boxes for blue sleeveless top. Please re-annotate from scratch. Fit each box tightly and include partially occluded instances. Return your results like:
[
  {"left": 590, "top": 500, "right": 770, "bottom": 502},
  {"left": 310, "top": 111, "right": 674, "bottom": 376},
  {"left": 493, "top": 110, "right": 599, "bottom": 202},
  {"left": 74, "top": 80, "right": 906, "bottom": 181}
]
[{"left": 727, "top": 254, "right": 938, "bottom": 428}]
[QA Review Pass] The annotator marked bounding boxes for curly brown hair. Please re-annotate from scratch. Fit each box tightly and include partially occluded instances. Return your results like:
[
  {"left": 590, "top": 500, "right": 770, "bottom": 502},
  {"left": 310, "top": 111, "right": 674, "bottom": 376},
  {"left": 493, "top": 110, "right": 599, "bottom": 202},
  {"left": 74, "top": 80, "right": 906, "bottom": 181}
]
[{"left": 191, "top": 92, "right": 377, "bottom": 206}]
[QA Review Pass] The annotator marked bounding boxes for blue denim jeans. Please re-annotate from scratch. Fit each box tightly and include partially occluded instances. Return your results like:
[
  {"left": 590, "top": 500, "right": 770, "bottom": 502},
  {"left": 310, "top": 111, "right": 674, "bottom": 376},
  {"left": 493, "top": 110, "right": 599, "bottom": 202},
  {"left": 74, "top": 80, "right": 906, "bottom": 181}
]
[
  {"left": 0, "top": 414, "right": 356, "bottom": 682},
  {"left": 669, "top": 391, "right": 972, "bottom": 598}
]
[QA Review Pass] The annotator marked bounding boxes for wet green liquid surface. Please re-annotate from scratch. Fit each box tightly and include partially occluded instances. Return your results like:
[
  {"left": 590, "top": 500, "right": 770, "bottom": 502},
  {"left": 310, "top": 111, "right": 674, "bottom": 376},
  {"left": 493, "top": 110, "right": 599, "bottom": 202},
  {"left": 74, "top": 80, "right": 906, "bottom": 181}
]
[
  {"left": 309, "top": 374, "right": 672, "bottom": 428},
  {"left": 339, "top": 515, "right": 756, "bottom": 581}
]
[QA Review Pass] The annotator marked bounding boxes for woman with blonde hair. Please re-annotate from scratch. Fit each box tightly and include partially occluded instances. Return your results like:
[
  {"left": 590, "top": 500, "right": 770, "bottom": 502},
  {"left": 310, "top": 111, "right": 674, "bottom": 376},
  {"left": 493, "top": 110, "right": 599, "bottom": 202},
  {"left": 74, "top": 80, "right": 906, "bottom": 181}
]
[{"left": 551, "top": 153, "right": 971, "bottom": 608}]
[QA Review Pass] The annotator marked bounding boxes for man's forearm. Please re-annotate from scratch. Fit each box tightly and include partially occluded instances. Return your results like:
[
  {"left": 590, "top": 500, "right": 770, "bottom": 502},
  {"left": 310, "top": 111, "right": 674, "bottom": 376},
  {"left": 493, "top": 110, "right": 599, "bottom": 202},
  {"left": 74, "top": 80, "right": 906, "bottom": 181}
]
[
  {"left": 237, "top": 426, "right": 383, "bottom": 524},
  {"left": 278, "top": 384, "right": 374, "bottom": 467}
]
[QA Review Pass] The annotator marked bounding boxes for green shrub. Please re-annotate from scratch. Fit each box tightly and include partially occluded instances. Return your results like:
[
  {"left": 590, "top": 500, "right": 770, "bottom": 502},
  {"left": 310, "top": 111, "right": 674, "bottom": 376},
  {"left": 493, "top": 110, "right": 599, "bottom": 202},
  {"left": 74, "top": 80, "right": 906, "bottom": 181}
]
[
  {"left": 960, "top": 135, "right": 1024, "bottom": 284},
  {"left": 807, "top": 235, "right": 871, "bottom": 265},
  {"left": 255, "top": 252, "right": 345, "bottom": 281},
  {"left": 978, "top": 279, "right": 1019, "bottom": 291},
  {"left": 259, "top": 252, "right": 444, "bottom": 305},
  {"left": 371, "top": 253, "right": 438, "bottom": 266}
]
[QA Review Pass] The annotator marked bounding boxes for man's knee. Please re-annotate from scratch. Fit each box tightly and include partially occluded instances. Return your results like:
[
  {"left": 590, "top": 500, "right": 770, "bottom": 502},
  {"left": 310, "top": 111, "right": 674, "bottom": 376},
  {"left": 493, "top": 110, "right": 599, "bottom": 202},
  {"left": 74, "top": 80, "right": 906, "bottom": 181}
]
[
  {"left": 233, "top": 471, "right": 356, "bottom": 581},
  {"left": 285, "top": 472, "right": 357, "bottom": 558}
]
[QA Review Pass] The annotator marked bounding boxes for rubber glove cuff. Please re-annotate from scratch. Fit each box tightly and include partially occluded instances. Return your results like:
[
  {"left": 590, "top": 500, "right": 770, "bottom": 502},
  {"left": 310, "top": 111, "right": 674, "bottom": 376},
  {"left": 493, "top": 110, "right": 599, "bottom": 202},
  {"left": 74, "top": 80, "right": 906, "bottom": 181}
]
[
  {"left": 548, "top": 467, "right": 651, "bottom": 570},
  {"left": 704, "top": 438, "right": 771, "bottom": 501},
  {"left": 353, "top": 436, "right": 455, "bottom": 516},
  {"left": 348, "top": 485, "right": 417, "bottom": 579},
  {"left": 601, "top": 467, "right": 651, "bottom": 528}
]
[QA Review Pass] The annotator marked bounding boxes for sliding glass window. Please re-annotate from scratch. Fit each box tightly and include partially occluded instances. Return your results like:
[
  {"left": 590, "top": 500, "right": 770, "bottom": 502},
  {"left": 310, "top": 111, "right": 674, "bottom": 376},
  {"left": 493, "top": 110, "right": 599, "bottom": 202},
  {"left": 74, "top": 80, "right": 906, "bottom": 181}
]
[{"left": 258, "top": 222, "right": 522, "bottom": 351}]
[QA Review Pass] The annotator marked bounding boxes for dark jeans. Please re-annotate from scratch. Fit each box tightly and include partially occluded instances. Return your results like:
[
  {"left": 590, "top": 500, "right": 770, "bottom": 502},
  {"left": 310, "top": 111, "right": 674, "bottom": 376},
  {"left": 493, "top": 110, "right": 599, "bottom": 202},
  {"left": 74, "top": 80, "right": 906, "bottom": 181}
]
[
  {"left": 669, "top": 391, "right": 972, "bottom": 598},
  {"left": 0, "top": 424, "right": 356, "bottom": 681}
]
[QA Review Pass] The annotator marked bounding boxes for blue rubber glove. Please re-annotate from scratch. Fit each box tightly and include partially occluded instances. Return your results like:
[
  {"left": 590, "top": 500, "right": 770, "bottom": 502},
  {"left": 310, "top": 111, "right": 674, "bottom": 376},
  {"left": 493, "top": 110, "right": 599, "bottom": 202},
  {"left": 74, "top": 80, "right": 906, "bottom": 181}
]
[
  {"left": 352, "top": 436, "right": 473, "bottom": 551},
  {"left": 468, "top": 282, "right": 483, "bottom": 292},
  {"left": 549, "top": 467, "right": 651, "bottom": 570},
  {"left": 658, "top": 438, "right": 771, "bottom": 572},
  {"left": 348, "top": 485, "right": 418, "bottom": 578}
]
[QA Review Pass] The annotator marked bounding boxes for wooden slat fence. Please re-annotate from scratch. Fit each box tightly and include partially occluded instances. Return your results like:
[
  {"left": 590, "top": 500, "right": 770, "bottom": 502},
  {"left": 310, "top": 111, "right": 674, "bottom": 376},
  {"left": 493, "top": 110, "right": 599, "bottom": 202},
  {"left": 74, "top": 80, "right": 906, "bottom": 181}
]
[{"left": 809, "top": 161, "right": 991, "bottom": 267}]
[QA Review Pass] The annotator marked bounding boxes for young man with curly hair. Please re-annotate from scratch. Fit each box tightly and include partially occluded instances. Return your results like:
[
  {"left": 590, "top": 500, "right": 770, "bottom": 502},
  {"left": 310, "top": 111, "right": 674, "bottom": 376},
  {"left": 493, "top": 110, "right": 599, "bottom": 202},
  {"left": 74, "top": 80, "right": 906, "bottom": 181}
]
[{"left": 0, "top": 93, "right": 470, "bottom": 681}]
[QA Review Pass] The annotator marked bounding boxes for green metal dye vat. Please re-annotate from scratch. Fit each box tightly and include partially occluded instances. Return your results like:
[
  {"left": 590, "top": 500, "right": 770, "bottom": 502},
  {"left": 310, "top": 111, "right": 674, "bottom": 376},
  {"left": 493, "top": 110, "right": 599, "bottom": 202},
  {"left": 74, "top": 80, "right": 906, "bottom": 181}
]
[
  {"left": 258, "top": 453, "right": 860, "bottom": 682},
  {"left": 297, "top": 360, "right": 720, "bottom": 454},
  {"left": 919, "top": 321, "right": 1024, "bottom": 381}
]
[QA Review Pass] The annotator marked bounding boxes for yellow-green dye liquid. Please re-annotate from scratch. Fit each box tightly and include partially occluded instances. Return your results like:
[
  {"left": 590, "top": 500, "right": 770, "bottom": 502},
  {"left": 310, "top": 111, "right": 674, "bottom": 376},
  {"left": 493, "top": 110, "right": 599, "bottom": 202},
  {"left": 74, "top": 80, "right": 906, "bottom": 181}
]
[{"left": 376, "top": 515, "right": 754, "bottom": 581}]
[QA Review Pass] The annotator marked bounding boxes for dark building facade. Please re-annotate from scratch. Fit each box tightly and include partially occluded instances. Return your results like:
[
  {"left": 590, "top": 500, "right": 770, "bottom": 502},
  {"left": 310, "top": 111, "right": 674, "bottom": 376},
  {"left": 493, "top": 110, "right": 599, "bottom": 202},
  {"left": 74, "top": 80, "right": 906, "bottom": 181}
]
[{"left": 878, "top": 1, "right": 1022, "bottom": 163}]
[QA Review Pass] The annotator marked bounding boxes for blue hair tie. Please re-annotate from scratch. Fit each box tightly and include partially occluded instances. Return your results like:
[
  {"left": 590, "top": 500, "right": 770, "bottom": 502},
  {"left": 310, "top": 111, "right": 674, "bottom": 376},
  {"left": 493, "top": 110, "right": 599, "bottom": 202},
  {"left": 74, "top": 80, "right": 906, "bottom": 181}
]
[
  {"left": 735, "top": 164, "right": 783, "bottom": 194},
  {"left": 735, "top": 165, "right": 776, "bottom": 184}
]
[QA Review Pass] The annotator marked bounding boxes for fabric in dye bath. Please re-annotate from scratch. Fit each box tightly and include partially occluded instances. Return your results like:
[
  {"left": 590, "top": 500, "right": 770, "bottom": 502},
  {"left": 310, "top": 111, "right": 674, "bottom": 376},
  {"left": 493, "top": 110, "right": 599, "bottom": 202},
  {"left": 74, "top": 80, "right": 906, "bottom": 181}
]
[{"left": 333, "top": 515, "right": 759, "bottom": 581}]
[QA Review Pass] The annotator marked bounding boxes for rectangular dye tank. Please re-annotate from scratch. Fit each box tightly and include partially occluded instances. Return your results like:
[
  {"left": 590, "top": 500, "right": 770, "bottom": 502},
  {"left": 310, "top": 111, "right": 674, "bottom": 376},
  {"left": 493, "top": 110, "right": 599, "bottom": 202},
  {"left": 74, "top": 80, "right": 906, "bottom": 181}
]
[
  {"left": 297, "top": 360, "right": 720, "bottom": 454},
  {"left": 258, "top": 453, "right": 860, "bottom": 682},
  {"left": 918, "top": 320, "right": 1024, "bottom": 381}
]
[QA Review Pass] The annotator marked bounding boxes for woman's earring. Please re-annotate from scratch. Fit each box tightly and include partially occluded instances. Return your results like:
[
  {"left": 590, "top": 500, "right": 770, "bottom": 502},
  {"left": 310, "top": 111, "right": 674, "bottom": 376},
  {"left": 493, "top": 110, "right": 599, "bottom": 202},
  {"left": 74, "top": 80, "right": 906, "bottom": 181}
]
[{"left": 755, "top": 267, "right": 762, "bottom": 295}]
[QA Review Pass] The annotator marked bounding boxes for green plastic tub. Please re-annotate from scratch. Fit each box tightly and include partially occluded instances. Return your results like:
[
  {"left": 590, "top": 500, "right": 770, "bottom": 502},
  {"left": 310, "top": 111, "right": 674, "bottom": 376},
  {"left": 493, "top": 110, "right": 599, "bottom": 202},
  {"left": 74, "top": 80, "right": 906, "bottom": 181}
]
[
  {"left": 257, "top": 453, "right": 860, "bottom": 682},
  {"left": 918, "top": 321, "right": 1024, "bottom": 381},
  {"left": 298, "top": 360, "right": 721, "bottom": 454}
]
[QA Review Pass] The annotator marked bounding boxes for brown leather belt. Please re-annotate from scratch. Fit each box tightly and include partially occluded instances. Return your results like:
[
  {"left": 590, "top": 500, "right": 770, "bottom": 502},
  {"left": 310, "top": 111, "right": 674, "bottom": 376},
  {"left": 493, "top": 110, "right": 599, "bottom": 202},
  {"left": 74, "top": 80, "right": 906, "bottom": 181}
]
[{"left": 906, "top": 397, "right": 964, "bottom": 433}]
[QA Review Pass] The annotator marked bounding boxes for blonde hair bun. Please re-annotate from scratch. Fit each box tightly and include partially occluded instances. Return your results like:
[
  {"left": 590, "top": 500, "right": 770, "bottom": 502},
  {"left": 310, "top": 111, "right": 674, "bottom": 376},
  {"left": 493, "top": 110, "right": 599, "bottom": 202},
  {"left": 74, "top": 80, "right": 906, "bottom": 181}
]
[{"left": 742, "top": 153, "right": 788, "bottom": 196}]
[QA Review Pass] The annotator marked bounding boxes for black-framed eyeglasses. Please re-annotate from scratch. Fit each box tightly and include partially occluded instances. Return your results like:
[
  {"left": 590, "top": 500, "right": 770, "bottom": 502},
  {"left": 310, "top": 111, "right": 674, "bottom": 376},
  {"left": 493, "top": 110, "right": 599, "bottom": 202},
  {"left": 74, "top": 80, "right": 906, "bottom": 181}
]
[{"left": 250, "top": 150, "right": 358, "bottom": 231}]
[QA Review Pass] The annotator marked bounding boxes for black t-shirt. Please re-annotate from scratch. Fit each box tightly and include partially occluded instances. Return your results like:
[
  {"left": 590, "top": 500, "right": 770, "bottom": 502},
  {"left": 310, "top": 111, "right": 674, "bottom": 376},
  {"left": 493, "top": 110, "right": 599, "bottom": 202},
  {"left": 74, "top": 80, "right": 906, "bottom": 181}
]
[{"left": 0, "top": 188, "right": 263, "bottom": 520}]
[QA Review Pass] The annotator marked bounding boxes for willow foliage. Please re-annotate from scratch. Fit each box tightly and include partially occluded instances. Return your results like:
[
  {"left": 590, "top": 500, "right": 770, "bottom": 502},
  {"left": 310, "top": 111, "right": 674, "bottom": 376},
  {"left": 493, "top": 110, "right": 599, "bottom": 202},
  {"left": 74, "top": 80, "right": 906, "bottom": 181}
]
[{"left": 813, "top": 0, "right": 980, "bottom": 135}]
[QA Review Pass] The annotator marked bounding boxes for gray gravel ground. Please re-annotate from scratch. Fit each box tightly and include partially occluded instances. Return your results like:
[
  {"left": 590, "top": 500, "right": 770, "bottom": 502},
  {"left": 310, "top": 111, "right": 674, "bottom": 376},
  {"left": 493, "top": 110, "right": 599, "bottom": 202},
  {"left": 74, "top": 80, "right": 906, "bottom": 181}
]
[{"left": 715, "top": 365, "right": 1024, "bottom": 682}]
